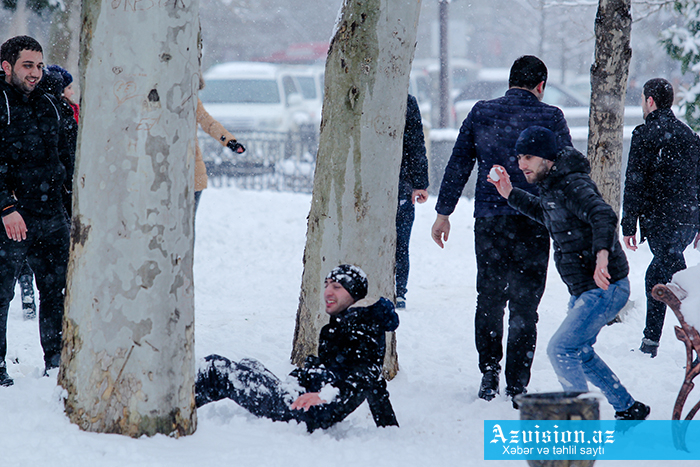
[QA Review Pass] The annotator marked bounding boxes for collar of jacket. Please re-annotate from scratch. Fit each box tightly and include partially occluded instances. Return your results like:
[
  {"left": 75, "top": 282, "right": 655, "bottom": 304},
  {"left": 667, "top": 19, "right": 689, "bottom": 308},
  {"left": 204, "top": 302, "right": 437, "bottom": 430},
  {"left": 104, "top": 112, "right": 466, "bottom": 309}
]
[
  {"left": 504, "top": 88, "right": 540, "bottom": 101},
  {"left": 540, "top": 146, "right": 591, "bottom": 189},
  {"left": 644, "top": 107, "right": 675, "bottom": 123}
]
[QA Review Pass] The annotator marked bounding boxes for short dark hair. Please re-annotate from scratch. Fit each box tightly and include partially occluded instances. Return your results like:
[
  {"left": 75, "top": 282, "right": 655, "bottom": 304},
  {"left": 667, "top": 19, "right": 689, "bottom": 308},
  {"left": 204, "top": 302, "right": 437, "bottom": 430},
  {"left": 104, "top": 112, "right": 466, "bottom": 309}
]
[
  {"left": 1, "top": 35, "right": 43, "bottom": 67},
  {"left": 509, "top": 55, "right": 548, "bottom": 90},
  {"left": 643, "top": 78, "right": 674, "bottom": 109}
]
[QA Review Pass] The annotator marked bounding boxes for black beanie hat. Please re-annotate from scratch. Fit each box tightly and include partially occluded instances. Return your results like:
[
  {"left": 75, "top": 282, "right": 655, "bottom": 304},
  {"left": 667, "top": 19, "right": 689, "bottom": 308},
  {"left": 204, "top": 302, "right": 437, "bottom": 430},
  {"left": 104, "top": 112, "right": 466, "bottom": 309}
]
[
  {"left": 326, "top": 264, "right": 368, "bottom": 301},
  {"left": 515, "top": 126, "right": 558, "bottom": 161}
]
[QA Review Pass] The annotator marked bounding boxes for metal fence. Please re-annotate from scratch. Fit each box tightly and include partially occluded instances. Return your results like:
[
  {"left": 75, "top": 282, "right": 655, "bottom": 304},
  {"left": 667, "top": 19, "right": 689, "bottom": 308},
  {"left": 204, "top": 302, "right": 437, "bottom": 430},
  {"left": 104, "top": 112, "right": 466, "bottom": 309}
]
[{"left": 200, "top": 124, "right": 318, "bottom": 193}]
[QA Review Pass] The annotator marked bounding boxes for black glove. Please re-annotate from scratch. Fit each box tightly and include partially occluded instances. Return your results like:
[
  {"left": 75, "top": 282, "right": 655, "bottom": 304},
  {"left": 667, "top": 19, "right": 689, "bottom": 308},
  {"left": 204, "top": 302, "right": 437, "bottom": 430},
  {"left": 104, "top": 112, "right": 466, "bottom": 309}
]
[{"left": 227, "top": 140, "right": 245, "bottom": 154}]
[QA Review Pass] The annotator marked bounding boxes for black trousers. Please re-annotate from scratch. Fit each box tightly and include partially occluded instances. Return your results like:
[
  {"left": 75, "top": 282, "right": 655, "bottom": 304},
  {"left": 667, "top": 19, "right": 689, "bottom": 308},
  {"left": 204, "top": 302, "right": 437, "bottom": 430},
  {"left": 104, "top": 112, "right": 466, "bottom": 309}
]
[
  {"left": 0, "top": 212, "right": 69, "bottom": 367},
  {"left": 643, "top": 225, "right": 696, "bottom": 343},
  {"left": 395, "top": 198, "right": 415, "bottom": 298},
  {"left": 195, "top": 354, "right": 398, "bottom": 431},
  {"left": 474, "top": 215, "right": 549, "bottom": 392}
]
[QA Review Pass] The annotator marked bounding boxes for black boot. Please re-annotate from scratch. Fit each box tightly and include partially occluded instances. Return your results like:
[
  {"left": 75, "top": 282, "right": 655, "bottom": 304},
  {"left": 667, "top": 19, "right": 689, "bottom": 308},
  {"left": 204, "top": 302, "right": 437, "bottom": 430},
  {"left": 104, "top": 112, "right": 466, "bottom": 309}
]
[
  {"left": 478, "top": 369, "right": 499, "bottom": 401},
  {"left": 0, "top": 365, "right": 13, "bottom": 387},
  {"left": 615, "top": 401, "right": 650, "bottom": 420}
]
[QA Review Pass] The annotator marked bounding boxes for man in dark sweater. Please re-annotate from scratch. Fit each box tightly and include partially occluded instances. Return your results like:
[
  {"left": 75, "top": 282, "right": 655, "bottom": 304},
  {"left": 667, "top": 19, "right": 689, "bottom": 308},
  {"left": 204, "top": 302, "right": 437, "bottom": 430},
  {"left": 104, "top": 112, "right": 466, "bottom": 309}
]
[
  {"left": 0, "top": 36, "right": 71, "bottom": 387},
  {"left": 621, "top": 78, "right": 700, "bottom": 358},
  {"left": 431, "top": 55, "right": 572, "bottom": 402},
  {"left": 489, "top": 126, "right": 649, "bottom": 420},
  {"left": 195, "top": 264, "right": 400, "bottom": 432}
]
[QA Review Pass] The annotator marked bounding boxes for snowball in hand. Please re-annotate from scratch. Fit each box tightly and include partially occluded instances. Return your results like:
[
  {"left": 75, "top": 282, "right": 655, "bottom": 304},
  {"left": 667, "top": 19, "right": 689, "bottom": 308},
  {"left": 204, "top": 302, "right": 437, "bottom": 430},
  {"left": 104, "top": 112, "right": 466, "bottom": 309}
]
[{"left": 489, "top": 167, "right": 502, "bottom": 182}]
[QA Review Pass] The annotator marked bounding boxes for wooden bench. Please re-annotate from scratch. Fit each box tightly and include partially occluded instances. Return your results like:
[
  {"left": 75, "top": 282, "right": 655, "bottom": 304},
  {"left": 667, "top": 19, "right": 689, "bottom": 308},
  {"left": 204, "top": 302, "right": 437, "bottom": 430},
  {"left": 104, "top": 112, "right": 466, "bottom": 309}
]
[{"left": 652, "top": 283, "right": 700, "bottom": 420}]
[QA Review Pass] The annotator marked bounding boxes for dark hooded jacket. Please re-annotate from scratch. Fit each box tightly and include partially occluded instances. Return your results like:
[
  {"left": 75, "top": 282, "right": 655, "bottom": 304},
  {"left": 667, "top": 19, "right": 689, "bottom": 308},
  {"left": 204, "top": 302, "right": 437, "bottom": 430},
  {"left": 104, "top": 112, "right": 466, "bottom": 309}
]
[
  {"left": 436, "top": 88, "right": 572, "bottom": 218},
  {"left": 507, "top": 147, "right": 629, "bottom": 296},
  {"left": 292, "top": 297, "right": 400, "bottom": 431},
  {"left": 621, "top": 107, "right": 700, "bottom": 240},
  {"left": 0, "top": 72, "right": 70, "bottom": 218},
  {"left": 398, "top": 94, "right": 429, "bottom": 200}
]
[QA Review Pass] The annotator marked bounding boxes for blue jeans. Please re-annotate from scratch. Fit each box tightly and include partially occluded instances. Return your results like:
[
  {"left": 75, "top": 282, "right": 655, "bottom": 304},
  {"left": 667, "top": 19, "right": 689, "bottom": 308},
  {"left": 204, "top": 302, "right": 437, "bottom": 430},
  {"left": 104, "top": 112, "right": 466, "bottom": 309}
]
[
  {"left": 547, "top": 278, "right": 634, "bottom": 412},
  {"left": 395, "top": 198, "right": 415, "bottom": 298}
]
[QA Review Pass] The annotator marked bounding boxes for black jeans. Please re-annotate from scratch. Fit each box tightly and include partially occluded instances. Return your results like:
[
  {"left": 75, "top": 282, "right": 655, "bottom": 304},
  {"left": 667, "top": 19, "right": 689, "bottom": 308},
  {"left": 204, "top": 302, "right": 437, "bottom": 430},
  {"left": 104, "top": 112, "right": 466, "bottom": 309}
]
[
  {"left": 474, "top": 215, "right": 549, "bottom": 391},
  {"left": 395, "top": 198, "right": 415, "bottom": 298},
  {"left": 643, "top": 225, "right": 696, "bottom": 343},
  {"left": 0, "top": 212, "right": 69, "bottom": 367},
  {"left": 196, "top": 354, "right": 398, "bottom": 431}
]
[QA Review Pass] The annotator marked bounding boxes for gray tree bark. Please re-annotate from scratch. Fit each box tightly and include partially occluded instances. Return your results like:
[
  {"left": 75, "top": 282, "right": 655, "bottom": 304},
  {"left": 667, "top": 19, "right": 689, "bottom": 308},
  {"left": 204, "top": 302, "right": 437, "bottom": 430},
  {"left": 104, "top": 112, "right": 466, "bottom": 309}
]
[
  {"left": 57, "top": 0, "right": 200, "bottom": 438},
  {"left": 291, "top": 0, "right": 421, "bottom": 380},
  {"left": 587, "top": 0, "right": 632, "bottom": 216}
]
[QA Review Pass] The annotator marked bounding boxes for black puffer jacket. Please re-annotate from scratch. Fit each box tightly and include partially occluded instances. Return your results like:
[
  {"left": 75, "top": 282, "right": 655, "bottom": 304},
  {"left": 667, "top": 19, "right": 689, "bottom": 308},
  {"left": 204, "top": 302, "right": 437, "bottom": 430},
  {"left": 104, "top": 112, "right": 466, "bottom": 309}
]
[
  {"left": 398, "top": 94, "right": 429, "bottom": 200},
  {"left": 621, "top": 107, "right": 700, "bottom": 240},
  {"left": 508, "top": 147, "right": 629, "bottom": 296},
  {"left": 0, "top": 73, "right": 70, "bottom": 218},
  {"left": 292, "top": 297, "right": 399, "bottom": 430}
]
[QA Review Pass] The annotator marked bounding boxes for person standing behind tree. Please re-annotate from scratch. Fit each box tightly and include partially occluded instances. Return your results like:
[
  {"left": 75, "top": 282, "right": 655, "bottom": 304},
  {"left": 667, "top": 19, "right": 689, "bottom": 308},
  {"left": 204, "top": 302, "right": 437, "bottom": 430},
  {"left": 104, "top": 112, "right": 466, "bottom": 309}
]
[
  {"left": 0, "top": 36, "right": 71, "bottom": 386},
  {"left": 431, "top": 55, "right": 572, "bottom": 403},
  {"left": 621, "top": 78, "right": 700, "bottom": 358},
  {"left": 194, "top": 76, "right": 245, "bottom": 217},
  {"left": 17, "top": 65, "right": 78, "bottom": 321},
  {"left": 395, "top": 94, "right": 429, "bottom": 309}
]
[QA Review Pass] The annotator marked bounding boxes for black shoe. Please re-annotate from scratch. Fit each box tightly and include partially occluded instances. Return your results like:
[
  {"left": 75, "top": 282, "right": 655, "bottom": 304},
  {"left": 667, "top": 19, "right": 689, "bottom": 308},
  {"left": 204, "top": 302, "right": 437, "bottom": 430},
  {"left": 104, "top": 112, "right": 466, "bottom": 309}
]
[
  {"left": 615, "top": 401, "right": 650, "bottom": 420},
  {"left": 0, "top": 366, "right": 13, "bottom": 387},
  {"left": 478, "top": 370, "right": 499, "bottom": 401},
  {"left": 640, "top": 338, "right": 659, "bottom": 358},
  {"left": 506, "top": 386, "right": 526, "bottom": 409},
  {"left": 396, "top": 296, "right": 406, "bottom": 309}
]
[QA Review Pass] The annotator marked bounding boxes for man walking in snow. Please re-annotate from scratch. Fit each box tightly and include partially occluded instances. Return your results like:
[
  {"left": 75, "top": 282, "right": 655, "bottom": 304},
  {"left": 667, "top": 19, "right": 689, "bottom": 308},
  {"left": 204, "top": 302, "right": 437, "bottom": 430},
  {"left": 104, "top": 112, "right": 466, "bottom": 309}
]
[
  {"left": 0, "top": 36, "right": 72, "bottom": 387},
  {"left": 395, "top": 94, "right": 429, "bottom": 309},
  {"left": 621, "top": 78, "right": 700, "bottom": 358},
  {"left": 195, "top": 264, "right": 400, "bottom": 431},
  {"left": 489, "top": 126, "right": 650, "bottom": 420},
  {"left": 431, "top": 55, "right": 572, "bottom": 402}
]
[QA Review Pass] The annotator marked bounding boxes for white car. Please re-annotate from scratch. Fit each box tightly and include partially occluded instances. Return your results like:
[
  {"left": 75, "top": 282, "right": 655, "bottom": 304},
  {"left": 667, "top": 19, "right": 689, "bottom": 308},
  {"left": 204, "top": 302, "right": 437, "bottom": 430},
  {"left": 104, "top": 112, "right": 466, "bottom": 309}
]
[{"left": 199, "top": 61, "right": 309, "bottom": 134}]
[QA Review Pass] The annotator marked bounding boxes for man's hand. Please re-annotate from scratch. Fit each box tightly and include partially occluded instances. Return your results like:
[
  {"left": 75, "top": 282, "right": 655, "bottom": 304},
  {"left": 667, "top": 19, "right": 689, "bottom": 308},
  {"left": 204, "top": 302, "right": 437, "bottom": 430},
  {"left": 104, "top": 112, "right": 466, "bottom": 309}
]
[
  {"left": 487, "top": 165, "right": 513, "bottom": 199},
  {"left": 694, "top": 232, "right": 700, "bottom": 249},
  {"left": 594, "top": 249, "right": 611, "bottom": 290},
  {"left": 2, "top": 211, "right": 27, "bottom": 242},
  {"left": 290, "top": 392, "right": 325, "bottom": 412},
  {"left": 411, "top": 189, "right": 428, "bottom": 205},
  {"left": 227, "top": 140, "right": 246, "bottom": 153},
  {"left": 431, "top": 214, "right": 451, "bottom": 248},
  {"left": 623, "top": 235, "right": 637, "bottom": 251}
]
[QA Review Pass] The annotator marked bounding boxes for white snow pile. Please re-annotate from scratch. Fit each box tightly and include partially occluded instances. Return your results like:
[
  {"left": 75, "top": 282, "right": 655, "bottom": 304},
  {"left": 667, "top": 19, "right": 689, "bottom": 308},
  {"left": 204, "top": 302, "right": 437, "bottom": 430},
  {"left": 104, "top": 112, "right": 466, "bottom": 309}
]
[{"left": 671, "top": 264, "right": 700, "bottom": 330}]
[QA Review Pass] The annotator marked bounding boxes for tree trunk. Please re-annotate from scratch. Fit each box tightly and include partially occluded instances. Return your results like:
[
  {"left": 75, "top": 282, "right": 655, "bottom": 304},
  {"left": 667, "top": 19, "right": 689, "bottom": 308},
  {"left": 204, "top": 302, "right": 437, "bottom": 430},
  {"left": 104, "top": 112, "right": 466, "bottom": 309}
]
[
  {"left": 291, "top": 0, "right": 421, "bottom": 380},
  {"left": 57, "top": 0, "right": 199, "bottom": 438},
  {"left": 587, "top": 0, "right": 632, "bottom": 216}
]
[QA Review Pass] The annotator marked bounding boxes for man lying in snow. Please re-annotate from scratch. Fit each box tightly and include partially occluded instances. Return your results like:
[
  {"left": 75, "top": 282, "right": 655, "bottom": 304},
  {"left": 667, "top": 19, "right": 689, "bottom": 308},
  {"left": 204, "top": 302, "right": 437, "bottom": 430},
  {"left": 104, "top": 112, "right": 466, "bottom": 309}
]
[{"left": 195, "top": 264, "right": 400, "bottom": 432}]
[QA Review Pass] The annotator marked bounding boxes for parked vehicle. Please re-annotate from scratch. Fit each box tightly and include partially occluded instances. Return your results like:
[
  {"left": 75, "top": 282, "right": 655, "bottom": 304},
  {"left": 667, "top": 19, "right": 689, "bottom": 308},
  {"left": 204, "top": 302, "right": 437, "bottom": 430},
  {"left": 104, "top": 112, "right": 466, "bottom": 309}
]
[{"left": 199, "top": 61, "right": 309, "bottom": 134}]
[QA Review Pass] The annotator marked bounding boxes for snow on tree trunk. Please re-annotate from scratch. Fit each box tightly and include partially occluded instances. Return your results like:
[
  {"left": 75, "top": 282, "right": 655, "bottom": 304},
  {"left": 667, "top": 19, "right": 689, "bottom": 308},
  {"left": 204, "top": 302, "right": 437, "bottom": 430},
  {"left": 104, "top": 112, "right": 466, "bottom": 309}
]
[
  {"left": 57, "top": 0, "right": 199, "bottom": 438},
  {"left": 291, "top": 0, "right": 421, "bottom": 379},
  {"left": 587, "top": 0, "right": 631, "bottom": 216}
]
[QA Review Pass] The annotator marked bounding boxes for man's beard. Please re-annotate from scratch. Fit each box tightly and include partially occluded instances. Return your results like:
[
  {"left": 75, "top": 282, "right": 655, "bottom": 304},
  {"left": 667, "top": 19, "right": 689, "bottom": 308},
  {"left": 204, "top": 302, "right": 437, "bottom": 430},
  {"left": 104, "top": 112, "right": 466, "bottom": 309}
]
[{"left": 10, "top": 69, "right": 36, "bottom": 95}]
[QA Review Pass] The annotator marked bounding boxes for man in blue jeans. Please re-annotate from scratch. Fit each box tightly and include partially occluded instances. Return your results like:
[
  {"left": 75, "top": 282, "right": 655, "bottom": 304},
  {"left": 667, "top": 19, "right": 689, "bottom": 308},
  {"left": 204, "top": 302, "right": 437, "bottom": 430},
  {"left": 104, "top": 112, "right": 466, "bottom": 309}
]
[{"left": 489, "top": 126, "right": 649, "bottom": 419}]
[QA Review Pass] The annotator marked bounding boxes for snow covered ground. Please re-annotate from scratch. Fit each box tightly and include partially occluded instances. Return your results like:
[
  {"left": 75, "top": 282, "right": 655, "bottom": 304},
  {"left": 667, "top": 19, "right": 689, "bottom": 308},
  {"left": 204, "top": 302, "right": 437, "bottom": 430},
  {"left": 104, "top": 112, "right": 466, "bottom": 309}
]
[{"left": 2, "top": 186, "right": 699, "bottom": 466}]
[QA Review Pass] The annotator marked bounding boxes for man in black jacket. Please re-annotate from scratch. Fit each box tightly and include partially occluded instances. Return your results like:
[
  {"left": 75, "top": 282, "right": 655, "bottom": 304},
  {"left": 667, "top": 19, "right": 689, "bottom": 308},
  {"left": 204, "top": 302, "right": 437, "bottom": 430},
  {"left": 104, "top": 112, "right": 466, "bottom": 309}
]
[
  {"left": 195, "top": 264, "right": 400, "bottom": 432},
  {"left": 0, "top": 36, "right": 71, "bottom": 387},
  {"left": 488, "top": 126, "right": 649, "bottom": 420},
  {"left": 621, "top": 78, "right": 700, "bottom": 358},
  {"left": 431, "top": 55, "right": 572, "bottom": 402},
  {"left": 395, "top": 94, "right": 429, "bottom": 309}
]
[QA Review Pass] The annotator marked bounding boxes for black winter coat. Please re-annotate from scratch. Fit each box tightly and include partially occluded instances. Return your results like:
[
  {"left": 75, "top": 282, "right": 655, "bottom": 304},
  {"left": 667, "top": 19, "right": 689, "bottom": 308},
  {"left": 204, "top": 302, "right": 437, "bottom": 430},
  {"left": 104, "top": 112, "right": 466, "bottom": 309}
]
[
  {"left": 508, "top": 147, "right": 629, "bottom": 296},
  {"left": 621, "top": 107, "right": 700, "bottom": 240},
  {"left": 398, "top": 94, "right": 429, "bottom": 200},
  {"left": 292, "top": 297, "right": 399, "bottom": 431},
  {"left": 436, "top": 88, "right": 572, "bottom": 218},
  {"left": 0, "top": 74, "right": 71, "bottom": 218}
]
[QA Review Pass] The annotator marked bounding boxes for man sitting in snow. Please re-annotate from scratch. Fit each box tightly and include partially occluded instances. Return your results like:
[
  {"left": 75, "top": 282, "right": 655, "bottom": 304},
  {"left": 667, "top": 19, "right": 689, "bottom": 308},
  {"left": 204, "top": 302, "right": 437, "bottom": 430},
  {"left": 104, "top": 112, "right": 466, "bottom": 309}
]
[
  {"left": 488, "top": 126, "right": 650, "bottom": 420},
  {"left": 195, "top": 264, "right": 400, "bottom": 431}
]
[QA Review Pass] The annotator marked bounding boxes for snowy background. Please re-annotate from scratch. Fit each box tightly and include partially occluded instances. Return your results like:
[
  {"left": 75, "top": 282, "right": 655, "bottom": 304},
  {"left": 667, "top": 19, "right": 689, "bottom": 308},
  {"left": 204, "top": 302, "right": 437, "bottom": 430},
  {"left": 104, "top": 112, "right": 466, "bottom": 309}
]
[{"left": 1, "top": 186, "right": 699, "bottom": 467}]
